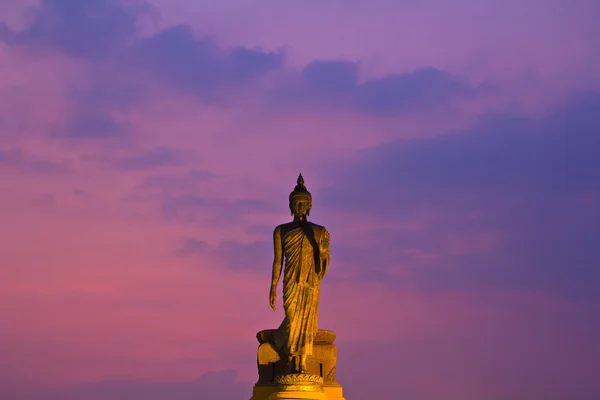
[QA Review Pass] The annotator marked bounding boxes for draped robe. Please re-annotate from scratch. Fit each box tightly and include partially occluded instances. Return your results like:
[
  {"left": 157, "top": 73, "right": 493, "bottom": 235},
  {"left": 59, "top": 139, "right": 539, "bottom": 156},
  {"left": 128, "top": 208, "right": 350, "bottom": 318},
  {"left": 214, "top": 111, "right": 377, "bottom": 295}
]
[{"left": 274, "top": 222, "right": 330, "bottom": 358}]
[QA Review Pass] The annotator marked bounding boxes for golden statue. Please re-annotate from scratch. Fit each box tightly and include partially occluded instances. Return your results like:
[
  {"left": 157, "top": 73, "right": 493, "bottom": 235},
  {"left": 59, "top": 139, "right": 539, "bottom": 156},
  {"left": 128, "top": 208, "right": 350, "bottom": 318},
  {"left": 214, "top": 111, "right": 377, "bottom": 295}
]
[{"left": 269, "top": 173, "right": 331, "bottom": 374}]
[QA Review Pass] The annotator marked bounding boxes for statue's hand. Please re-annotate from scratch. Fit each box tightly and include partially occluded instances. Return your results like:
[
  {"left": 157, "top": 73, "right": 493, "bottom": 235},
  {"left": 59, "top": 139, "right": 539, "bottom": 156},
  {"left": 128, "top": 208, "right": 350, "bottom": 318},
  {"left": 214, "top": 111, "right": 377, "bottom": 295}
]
[{"left": 269, "top": 287, "right": 277, "bottom": 312}]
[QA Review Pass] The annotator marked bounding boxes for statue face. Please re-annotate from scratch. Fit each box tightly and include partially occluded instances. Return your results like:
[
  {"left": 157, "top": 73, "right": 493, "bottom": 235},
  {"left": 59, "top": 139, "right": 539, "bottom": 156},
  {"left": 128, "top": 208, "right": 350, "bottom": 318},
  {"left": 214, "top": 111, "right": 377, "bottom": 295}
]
[{"left": 290, "top": 197, "right": 311, "bottom": 219}]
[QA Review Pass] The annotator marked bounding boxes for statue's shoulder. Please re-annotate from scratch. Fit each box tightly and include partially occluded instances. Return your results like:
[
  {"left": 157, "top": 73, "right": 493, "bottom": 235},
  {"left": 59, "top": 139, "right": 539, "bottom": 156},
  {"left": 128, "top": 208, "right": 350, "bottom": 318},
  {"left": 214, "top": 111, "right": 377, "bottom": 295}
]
[
  {"left": 309, "top": 222, "right": 327, "bottom": 232},
  {"left": 275, "top": 222, "right": 293, "bottom": 235}
]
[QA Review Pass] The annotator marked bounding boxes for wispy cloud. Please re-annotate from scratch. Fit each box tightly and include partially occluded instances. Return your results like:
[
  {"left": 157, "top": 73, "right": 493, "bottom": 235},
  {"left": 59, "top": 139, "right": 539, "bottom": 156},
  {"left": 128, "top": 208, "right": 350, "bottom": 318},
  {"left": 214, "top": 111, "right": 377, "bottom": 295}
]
[
  {"left": 320, "top": 91, "right": 600, "bottom": 301},
  {"left": 270, "top": 62, "right": 492, "bottom": 114}
]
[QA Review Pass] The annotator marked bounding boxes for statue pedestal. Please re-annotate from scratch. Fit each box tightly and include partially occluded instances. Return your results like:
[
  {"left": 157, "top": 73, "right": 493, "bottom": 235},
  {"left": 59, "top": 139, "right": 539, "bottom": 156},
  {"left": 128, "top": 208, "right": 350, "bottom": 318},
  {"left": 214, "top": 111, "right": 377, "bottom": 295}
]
[
  {"left": 250, "top": 330, "right": 346, "bottom": 400},
  {"left": 251, "top": 383, "right": 344, "bottom": 400}
]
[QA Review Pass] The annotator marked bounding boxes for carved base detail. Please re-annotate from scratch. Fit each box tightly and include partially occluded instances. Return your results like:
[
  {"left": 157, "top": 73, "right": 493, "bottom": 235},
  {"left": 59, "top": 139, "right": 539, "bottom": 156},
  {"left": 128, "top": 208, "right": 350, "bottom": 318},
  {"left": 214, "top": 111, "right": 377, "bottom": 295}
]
[
  {"left": 277, "top": 373, "right": 323, "bottom": 384},
  {"left": 269, "top": 373, "right": 327, "bottom": 400},
  {"left": 275, "top": 373, "right": 324, "bottom": 393}
]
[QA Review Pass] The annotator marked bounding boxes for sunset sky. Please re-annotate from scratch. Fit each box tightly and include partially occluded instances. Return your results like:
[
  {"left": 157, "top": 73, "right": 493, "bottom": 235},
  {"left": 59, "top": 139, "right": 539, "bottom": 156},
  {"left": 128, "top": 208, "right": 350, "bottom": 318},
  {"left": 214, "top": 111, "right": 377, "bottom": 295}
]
[{"left": 1, "top": 1, "right": 599, "bottom": 399}]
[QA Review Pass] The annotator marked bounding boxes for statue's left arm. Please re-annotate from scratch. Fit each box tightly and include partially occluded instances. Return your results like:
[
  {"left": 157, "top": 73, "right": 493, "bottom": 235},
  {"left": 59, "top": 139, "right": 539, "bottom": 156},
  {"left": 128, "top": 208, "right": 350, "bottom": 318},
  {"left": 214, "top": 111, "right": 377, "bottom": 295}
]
[{"left": 318, "top": 228, "right": 330, "bottom": 280}]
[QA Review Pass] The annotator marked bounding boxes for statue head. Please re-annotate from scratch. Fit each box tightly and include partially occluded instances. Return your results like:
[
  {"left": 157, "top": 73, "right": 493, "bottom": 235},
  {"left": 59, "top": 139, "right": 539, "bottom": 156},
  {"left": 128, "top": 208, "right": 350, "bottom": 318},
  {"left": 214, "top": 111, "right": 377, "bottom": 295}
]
[{"left": 289, "top": 173, "right": 312, "bottom": 219}]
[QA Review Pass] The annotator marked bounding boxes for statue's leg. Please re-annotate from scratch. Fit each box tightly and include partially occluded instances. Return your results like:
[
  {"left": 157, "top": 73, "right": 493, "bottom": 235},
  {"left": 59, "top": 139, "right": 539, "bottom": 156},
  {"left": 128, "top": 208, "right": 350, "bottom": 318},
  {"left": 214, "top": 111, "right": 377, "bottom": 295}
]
[
  {"left": 294, "top": 356, "right": 300, "bottom": 373},
  {"left": 285, "top": 355, "right": 295, "bottom": 374},
  {"left": 299, "top": 355, "right": 308, "bottom": 373}
]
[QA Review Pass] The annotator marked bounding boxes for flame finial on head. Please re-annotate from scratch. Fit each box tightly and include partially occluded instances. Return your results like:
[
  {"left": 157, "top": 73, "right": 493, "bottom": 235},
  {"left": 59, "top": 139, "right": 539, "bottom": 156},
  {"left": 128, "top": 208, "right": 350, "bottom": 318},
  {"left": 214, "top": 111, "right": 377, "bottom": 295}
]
[{"left": 289, "top": 173, "right": 312, "bottom": 202}]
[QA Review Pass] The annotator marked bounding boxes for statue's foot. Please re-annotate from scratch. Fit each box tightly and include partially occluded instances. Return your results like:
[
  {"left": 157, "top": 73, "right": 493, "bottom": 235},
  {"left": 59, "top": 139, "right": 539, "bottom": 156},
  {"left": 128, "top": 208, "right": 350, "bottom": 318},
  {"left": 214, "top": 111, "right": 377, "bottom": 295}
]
[
  {"left": 282, "top": 357, "right": 296, "bottom": 374},
  {"left": 298, "top": 355, "right": 308, "bottom": 374},
  {"left": 284, "top": 363, "right": 295, "bottom": 374}
]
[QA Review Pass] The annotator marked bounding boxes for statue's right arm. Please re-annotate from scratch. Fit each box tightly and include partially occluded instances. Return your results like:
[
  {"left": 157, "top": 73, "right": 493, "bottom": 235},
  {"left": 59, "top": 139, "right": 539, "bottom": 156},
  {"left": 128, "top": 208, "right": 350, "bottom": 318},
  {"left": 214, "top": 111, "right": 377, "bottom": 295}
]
[
  {"left": 269, "top": 226, "right": 283, "bottom": 311},
  {"left": 271, "top": 226, "right": 283, "bottom": 288}
]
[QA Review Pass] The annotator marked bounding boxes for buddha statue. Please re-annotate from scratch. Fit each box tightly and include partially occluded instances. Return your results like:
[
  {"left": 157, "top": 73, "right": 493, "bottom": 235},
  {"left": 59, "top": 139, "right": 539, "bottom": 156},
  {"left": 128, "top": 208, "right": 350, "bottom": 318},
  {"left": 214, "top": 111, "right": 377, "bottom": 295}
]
[{"left": 269, "top": 174, "right": 331, "bottom": 374}]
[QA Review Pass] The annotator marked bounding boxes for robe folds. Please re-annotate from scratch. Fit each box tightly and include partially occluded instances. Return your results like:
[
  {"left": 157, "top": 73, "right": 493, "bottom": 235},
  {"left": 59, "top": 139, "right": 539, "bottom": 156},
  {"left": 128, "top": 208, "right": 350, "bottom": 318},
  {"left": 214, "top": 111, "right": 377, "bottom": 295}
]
[{"left": 275, "top": 222, "right": 330, "bottom": 358}]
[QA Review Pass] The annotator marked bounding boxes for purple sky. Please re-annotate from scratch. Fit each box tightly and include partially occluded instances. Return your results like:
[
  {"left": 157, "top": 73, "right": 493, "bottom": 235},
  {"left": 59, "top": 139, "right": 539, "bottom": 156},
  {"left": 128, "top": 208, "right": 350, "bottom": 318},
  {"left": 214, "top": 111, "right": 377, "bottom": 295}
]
[{"left": 1, "top": 1, "right": 599, "bottom": 399}]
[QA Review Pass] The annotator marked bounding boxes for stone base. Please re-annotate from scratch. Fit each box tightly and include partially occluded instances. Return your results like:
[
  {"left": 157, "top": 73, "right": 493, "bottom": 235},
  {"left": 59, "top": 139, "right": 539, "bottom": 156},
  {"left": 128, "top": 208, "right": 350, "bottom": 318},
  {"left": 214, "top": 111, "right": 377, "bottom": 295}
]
[
  {"left": 269, "top": 392, "right": 328, "bottom": 400},
  {"left": 251, "top": 382, "right": 345, "bottom": 400}
]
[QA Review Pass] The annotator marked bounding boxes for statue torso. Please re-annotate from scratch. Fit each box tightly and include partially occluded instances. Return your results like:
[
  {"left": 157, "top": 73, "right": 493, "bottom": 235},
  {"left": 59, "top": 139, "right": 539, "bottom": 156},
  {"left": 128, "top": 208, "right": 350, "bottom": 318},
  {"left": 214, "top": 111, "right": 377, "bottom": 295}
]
[{"left": 276, "top": 221, "right": 328, "bottom": 287}]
